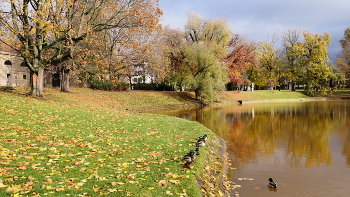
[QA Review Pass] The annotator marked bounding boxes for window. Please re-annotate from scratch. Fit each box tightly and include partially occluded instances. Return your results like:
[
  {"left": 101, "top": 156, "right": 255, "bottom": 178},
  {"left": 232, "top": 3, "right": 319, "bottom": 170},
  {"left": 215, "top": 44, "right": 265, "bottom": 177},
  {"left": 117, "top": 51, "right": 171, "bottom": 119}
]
[
  {"left": 21, "top": 62, "right": 27, "bottom": 67},
  {"left": 4, "top": 60, "right": 12, "bottom": 65},
  {"left": 23, "top": 75, "right": 27, "bottom": 79},
  {"left": 7, "top": 74, "right": 11, "bottom": 78}
]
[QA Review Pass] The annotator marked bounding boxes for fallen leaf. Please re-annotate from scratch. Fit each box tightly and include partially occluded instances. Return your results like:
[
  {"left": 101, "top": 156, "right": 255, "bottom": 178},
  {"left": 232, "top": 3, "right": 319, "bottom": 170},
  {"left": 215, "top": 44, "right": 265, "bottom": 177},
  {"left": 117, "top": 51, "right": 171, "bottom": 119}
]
[
  {"left": 45, "top": 178, "right": 53, "bottom": 184},
  {"left": 157, "top": 180, "right": 168, "bottom": 186},
  {"left": 170, "top": 180, "right": 180, "bottom": 184}
]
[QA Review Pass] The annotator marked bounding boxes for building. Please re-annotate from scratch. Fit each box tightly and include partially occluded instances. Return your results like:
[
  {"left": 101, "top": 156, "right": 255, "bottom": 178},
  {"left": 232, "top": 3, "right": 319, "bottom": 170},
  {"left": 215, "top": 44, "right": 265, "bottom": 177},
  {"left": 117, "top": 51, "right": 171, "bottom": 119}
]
[
  {"left": 0, "top": 51, "right": 31, "bottom": 87},
  {"left": 0, "top": 51, "right": 87, "bottom": 88}
]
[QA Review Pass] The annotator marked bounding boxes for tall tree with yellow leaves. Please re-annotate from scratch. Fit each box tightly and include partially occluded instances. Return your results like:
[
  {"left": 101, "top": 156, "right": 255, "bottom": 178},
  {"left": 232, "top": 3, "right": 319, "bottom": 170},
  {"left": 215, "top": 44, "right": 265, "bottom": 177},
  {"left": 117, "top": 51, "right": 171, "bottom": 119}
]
[
  {"left": 256, "top": 38, "right": 282, "bottom": 90},
  {"left": 298, "top": 31, "right": 338, "bottom": 95},
  {"left": 282, "top": 27, "right": 304, "bottom": 91}
]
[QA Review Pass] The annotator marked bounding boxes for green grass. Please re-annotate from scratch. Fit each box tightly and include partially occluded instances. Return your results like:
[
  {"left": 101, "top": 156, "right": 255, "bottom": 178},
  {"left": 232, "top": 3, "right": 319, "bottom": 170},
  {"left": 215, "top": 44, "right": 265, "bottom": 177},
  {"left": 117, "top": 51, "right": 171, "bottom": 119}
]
[
  {"left": 0, "top": 88, "right": 224, "bottom": 196},
  {"left": 2, "top": 87, "right": 349, "bottom": 196}
]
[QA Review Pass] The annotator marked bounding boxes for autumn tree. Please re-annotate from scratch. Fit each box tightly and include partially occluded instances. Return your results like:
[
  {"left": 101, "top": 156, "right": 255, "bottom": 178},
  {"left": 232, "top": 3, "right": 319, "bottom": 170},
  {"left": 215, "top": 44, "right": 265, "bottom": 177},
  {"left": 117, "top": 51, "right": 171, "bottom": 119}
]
[
  {"left": 281, "top": 27, "right": 304, "bottom": 91},
  {"left": 256, "top": 37, "right": 282, "bottom": 90},
  {"left": 167, "top": 12, "right": 231, "bottom": 102},
  {"left": 337, "top": 27, "right": 350, "bottom": 79},
  {"left": 75, "top": 17, "right": 167, "bottom": 90},
  {"left": 300, "top": 31, "right": 336, "bottom": 95},
  {"left": 120, "top": 28, "right": 171, "bottom": 88},
  {"left": 163, "top": 28, "right": 187, "bottom": 90},
  {"left": 225, "top": 34, "right": 257, "bottom": 89},
  {"left": 0, "top": 0, "right": 162, "bottom": 96}
]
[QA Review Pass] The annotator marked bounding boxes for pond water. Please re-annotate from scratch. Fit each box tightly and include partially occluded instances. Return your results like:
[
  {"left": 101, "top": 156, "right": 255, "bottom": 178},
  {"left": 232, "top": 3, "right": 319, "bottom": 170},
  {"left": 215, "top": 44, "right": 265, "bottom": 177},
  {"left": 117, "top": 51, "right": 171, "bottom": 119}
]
[{"left": 150, "top": 100, "right": 350, "bottom": 197}]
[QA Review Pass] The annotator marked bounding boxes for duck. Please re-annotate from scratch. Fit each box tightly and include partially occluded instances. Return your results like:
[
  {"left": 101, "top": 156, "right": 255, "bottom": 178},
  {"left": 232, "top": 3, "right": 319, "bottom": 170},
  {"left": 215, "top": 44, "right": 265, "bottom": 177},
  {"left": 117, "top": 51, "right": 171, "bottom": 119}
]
[
  {"left": 189, "top": 148, "right": 200, "bottom": 155},
  {"left": 198, "top": 134, "right": 207, "bottom": 141},
  {"left": 196, "top": 139, "right": 205, "bottom": 147},
  {"left": 268, "top": 178, "right": 277, "bottom": 188},
  {"left": 182, "top": 151, "right": 195, "bottom": 163}
]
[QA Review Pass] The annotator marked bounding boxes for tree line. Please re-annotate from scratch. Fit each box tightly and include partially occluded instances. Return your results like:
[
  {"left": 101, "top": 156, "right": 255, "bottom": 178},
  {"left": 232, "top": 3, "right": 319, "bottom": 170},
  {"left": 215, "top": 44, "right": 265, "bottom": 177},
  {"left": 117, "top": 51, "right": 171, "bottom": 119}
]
[{"left": 0, "top": 1, "right": 347, "bottom": 101}]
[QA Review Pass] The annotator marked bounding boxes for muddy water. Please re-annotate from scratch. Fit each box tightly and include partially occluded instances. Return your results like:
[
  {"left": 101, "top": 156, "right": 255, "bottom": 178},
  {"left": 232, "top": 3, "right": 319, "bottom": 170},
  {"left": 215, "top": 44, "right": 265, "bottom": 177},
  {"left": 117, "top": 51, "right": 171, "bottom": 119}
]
[{"left": 150, "top": 100, "right": 350, "bottom": 197}]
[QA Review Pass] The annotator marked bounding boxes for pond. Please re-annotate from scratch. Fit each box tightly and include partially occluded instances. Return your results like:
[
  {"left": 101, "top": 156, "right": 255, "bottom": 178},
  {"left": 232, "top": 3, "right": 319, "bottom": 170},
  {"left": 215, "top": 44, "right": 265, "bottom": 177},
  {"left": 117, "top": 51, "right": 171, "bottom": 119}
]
[{"left": 150, "top": 100, "right": 350, "bottom": 197}]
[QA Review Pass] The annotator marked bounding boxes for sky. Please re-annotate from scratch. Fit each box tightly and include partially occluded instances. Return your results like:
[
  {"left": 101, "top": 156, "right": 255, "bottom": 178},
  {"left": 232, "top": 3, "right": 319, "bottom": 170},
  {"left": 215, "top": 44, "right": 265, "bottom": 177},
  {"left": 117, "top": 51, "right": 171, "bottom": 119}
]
[{"left": 158, "top": 0, "right": 350, "bottom": 62}]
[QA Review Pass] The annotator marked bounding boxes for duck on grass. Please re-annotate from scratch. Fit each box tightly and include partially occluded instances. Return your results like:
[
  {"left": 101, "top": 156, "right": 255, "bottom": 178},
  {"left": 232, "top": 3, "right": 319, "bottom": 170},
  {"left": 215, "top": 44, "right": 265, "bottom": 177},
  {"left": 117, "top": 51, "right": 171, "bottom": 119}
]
[{"left": 182, "top": 134, "right": 207, "bottom": 169}]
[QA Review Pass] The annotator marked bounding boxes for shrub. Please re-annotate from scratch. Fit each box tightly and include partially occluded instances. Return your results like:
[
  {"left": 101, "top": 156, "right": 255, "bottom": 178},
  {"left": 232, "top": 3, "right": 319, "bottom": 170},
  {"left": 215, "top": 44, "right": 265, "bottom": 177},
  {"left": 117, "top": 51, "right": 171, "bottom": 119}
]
[
  {"left": 131, "top": 83, "right": 174, "bottom": 91},
  {"left": 115, "top": 82, "right": 129, "bottom": 91},
  {"left": 154, "top": 83, "right": 174, "bottom": 91},
  {"left": 133, "top": 83, "right": 155, "bottom": 90}
]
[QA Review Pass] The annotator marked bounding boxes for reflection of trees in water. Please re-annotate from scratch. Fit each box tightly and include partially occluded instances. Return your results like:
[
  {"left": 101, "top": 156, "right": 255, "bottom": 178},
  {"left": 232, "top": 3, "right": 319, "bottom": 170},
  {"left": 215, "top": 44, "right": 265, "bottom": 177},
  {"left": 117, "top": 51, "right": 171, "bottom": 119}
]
[
  {"left": 340, "top": 130, "right": 350, "bottom": 167},
  {"left": 151, "top": 101, "right": 350, "bottom": 169},
  {"left": 337, "top": 122, "right": 350, "bottom": 167},
  {"left": 226, "top": 101, "right": 350, "bottom": 169},
  {"left": 195, "top": 107, "right": 231, "bottom": 140}
]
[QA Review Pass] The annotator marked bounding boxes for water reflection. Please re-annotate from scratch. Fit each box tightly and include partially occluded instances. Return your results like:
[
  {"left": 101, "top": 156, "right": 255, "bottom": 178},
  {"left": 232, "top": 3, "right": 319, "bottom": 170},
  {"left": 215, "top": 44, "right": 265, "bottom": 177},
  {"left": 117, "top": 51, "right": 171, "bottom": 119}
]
[{"left": 150, "top": 100, "right": 350, "bottom": 196}]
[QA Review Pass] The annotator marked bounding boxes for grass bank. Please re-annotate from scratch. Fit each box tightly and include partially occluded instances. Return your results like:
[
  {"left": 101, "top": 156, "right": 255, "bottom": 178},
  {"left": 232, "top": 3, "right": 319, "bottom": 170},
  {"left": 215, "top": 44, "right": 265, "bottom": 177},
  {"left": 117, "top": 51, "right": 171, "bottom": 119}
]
[
  {"left": 1, "top": 87, "right": 349, "bottom": 196},
  {"left": 0, "top": 88, "right": 225, "bottom": 197}
]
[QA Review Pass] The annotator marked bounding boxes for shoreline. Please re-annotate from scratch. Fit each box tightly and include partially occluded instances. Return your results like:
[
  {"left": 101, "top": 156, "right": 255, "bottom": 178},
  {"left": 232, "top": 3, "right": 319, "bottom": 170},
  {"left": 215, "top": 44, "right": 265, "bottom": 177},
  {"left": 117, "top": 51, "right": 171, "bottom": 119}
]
[{"left": 145, "top": 96, "right": 350, "bottom": 196}]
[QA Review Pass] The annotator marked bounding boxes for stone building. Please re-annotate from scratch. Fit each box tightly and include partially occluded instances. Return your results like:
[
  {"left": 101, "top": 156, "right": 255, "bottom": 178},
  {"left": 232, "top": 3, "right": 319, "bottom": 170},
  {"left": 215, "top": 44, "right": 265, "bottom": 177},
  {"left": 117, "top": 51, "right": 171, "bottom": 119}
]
[
  {"left": 0, "top": 51, "right": 31, "bottom": 87},
  {"left": 0, "top": 51, "right": 87, "bottom": 88}
]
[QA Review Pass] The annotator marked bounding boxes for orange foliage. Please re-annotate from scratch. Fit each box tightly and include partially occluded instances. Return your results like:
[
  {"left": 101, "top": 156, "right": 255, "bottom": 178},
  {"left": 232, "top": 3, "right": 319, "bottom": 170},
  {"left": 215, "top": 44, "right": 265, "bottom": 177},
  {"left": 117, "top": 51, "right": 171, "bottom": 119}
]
[{"left": 225, "top": 34, "right": 258, "bottom": 86}]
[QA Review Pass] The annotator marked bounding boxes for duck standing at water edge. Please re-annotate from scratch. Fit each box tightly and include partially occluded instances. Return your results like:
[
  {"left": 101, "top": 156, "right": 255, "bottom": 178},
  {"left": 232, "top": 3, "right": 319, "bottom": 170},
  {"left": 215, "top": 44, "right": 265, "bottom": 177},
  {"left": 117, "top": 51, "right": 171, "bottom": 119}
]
[
  {"left": 268, "top": 178, "right": 277, "bottom": 188},
  {"left": 196, "top": 139, "right": 205, "bottom": 147},
  {"left": 196, "top": 134, "right": 207, "bottom": 147},
  {"left": 182, "top": 151, "right": 196, "bottom": 168},
  {"left": 199, "top": 134, "right": 207, "bottom": 141},
  {"left": 182, "top": 151, "right": 196, "bottom": 163},
  {"left": 190, "top": 148, "right": 200, "bottom": 155}
]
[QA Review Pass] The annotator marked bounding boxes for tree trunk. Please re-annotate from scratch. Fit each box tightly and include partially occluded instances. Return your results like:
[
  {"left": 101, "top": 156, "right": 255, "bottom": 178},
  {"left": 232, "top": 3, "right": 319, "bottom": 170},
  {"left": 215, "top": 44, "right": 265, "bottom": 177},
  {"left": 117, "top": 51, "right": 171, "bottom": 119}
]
[
  {"left": 128, "top": 77, "right": 133, "bottom": 90},
  {"left": 195, "top": 89, "right": 202, "bottom": 101},
  {"left": 31, "top": 67, "right": 44, "bottom": 97},
  {"left": 60, "top": 67, "right": 70, "bottom": 92},
  {"left": 329, "top": 79, "right": 334, "bottom": 89},
  {"left": 292, "top": 81, "right": 296, "bottom": 91}
]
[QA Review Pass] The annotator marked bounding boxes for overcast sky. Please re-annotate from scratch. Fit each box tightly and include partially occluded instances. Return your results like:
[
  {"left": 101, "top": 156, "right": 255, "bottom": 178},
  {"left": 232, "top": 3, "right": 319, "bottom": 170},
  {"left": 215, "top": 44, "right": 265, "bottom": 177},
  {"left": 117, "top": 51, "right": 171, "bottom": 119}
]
[{"left": 158, "top": 0, "right": 350, "bottom": 62}]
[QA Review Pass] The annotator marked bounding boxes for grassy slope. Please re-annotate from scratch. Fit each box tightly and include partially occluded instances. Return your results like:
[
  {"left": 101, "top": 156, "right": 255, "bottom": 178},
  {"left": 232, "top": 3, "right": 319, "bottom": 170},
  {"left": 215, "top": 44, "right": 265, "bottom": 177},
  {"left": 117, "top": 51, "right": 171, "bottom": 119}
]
[
  {"left": 1, "top": 88, "right": 348, "bottom": 196},
  {"left": 0, "top": 88, "right": 224, "bottom": 197}
]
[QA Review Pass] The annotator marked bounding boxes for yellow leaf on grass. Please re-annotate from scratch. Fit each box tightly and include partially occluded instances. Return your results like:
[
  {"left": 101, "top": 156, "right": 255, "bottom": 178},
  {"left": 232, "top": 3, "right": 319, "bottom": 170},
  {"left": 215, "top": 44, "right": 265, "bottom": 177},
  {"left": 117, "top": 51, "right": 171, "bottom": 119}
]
[
  {"left": 46, "top": 185, "right": 54, "bottom": 190},
  {"left": 111, "top": 182, "right": 124, "bottom": 186},
  {"left": 148, "top": 187, "right": 154, "bottom": 190},
  {"left": 0, "top": 181, "right": 7, "bottom": 188},
  {"left": 6, "top": 185, "right": 22, "bottom": 193}
]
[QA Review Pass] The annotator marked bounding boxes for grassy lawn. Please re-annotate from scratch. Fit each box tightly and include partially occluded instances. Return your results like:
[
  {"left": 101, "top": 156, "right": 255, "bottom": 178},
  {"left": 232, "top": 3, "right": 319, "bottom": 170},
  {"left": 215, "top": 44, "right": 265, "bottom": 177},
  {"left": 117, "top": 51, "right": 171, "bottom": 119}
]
[
  {"left": 0, "top": 88, "right": 224, "bottom": 197},
  {"left": 1, "top": 87, "right": 349, "bottom": 196}
]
